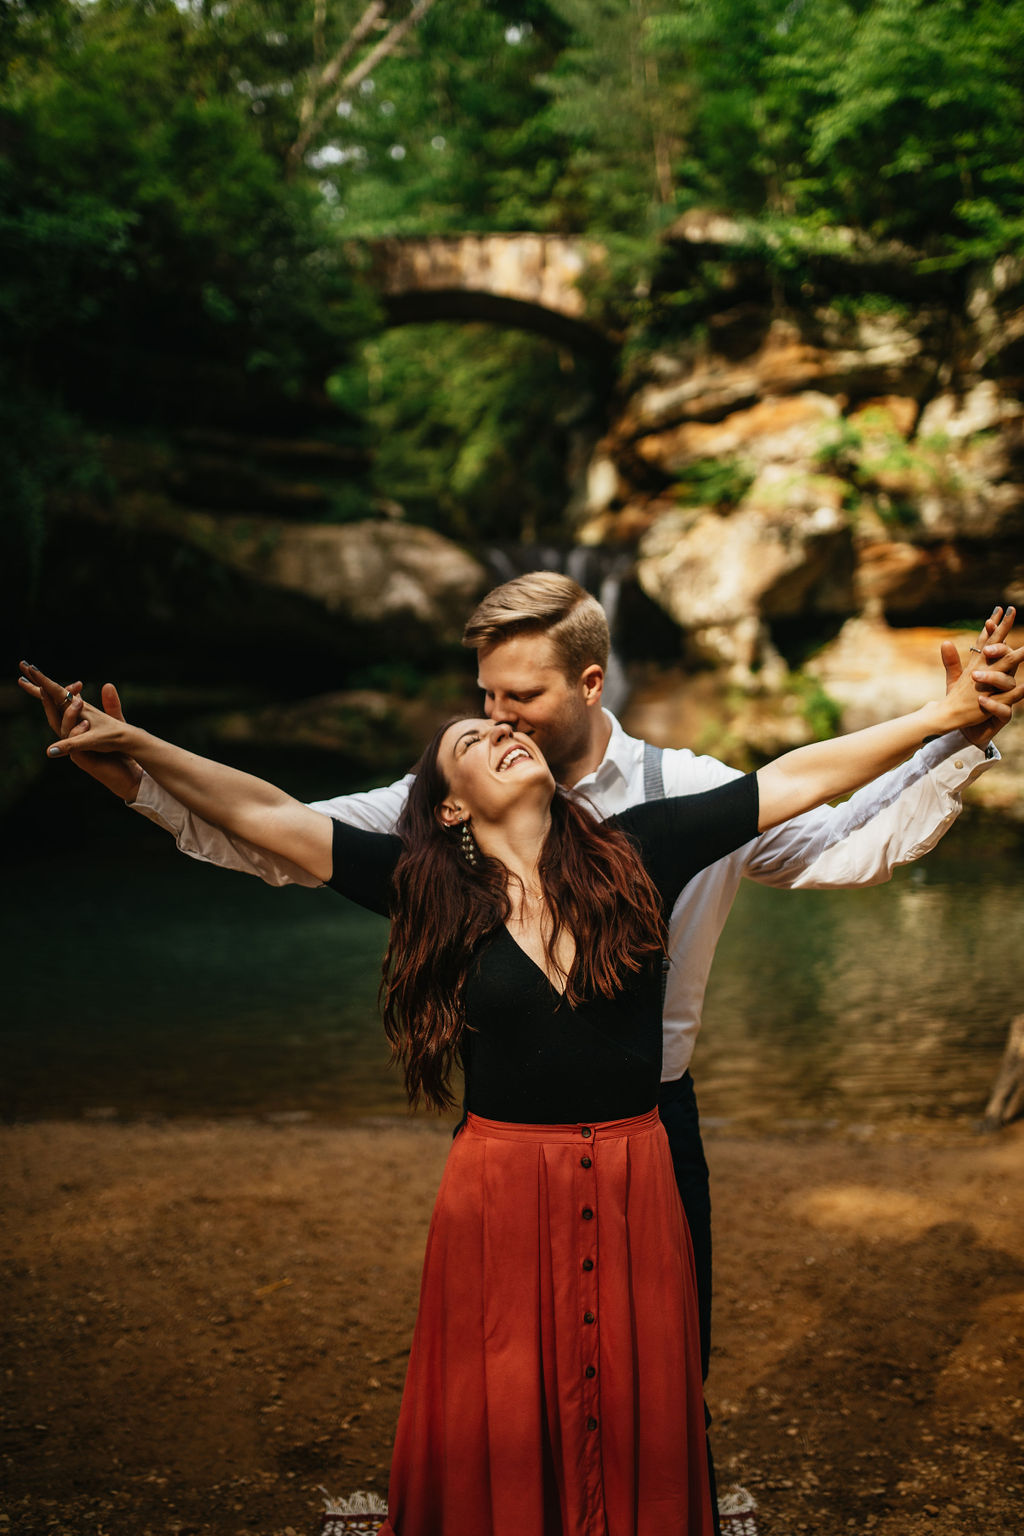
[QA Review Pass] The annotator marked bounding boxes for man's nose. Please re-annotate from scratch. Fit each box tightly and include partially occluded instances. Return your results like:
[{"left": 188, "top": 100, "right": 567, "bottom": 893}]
[{"left": 487, "top": 697, "right": 518, "bottom": 726}]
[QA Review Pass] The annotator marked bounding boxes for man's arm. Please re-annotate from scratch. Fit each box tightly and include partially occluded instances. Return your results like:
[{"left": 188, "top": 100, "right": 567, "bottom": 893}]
[
  {"left": 18, "top": 665, "right": 411, "bottom": 887},
  {"left": 745, "top": 730, "right": 994, "bottom": 888},
  {"left": 133, "top": 770, "right": 413, "bottom": 887}
]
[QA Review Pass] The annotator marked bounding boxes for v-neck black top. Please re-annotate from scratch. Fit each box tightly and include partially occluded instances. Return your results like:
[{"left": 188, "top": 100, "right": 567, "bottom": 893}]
[{"left": 328, "top": 774, "right": 759, "bottom": 1124}]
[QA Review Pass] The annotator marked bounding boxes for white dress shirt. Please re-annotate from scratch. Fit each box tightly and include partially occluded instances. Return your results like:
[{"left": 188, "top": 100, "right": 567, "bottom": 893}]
[{"left": 132, "top": 715, "right": 997, "bottom": 1080}]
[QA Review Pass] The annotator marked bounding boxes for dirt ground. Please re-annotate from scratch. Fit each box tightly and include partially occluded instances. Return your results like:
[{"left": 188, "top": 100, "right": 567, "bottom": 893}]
[{"left": 2, "top": 1116, "right": 1022, "bottom": 1536}]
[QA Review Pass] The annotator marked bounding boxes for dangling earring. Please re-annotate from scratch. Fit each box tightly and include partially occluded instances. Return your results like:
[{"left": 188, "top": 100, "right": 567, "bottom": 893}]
[{"left": 459, "top": 816, "right": 479, "bottom": 868}]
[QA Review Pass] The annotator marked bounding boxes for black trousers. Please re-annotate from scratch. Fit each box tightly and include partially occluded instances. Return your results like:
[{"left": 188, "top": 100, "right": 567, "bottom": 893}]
[
  {"left": 658, "top": 1069, "right": 721, "bottom": 1533},
  {"left": 657, "top": 1069, "right": 713, "bottom": 1377}
]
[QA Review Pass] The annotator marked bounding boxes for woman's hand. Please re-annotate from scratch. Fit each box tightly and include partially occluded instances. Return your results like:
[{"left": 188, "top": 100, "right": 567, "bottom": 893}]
[
  {"left": 938, "top": 606, "right": 1022, "bottom": 740},
  {"left": 19, "top": 666, "right": 334, "bottom": 881},
  {"left": 18, "top": 663, "right": 143, "bottom": 800},
  {"left": 41, "top": 694, "right": 138, "bottom": 759}
]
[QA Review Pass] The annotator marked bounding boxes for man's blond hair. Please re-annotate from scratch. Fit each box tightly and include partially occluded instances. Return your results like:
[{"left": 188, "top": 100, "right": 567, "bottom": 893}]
[{"left": 462, "top": 572, "right": 609, "bottom": 679}]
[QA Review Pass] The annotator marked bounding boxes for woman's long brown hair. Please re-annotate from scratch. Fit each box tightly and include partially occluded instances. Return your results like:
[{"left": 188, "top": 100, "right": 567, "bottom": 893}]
[{"left": 380, "top": 721, "right": 667, "bottom": 1111}]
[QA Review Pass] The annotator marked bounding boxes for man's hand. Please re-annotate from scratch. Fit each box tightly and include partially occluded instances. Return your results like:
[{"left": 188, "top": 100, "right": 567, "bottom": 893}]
[
  {"left": 941, "top": 606, "right": 1023, "bottom": 749},
  {"left": 18, "top": 663, "right": 143, "bottom": 801}
]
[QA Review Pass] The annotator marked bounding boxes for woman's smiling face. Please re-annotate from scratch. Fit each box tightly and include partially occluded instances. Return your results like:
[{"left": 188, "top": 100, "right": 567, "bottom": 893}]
[{"left": 436, "top": 718, "right": 554, "bottom": 827}]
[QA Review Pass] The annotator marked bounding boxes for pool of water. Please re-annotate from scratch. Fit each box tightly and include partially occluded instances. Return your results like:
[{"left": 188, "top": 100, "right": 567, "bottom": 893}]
[{"left": 4, "top": 759, "right": 1021, "bottom": 1128}]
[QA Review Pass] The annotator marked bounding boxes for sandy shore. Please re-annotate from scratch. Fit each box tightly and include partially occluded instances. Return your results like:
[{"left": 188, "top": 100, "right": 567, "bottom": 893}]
[{"left": 3, "top": 1117, "right": 1022, "bottom": 1536}]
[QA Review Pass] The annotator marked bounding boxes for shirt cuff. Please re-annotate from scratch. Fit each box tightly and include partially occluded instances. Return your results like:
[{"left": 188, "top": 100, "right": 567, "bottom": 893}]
[
  {"left": 128, "top": 770, "right": 187, "bottom": 833},
  {"left": 922, "top": 732, "right": 999, "bottom": 791}
]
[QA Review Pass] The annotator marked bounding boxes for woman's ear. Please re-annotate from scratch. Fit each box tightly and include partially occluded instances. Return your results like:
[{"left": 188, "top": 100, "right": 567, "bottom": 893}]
[{"left": 436, "top": 799, "right": 463, "bottom": 829}]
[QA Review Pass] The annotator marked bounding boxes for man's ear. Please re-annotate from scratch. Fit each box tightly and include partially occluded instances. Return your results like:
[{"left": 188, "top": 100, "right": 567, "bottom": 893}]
[
  {"left": 436, "top": 799, "right": 463, "bottom": 829},
  {"left": 580, "top": 664, "right": 605, "bottom": 706}
]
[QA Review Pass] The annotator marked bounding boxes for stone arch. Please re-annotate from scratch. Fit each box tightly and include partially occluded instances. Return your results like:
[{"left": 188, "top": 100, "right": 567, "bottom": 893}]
[{"left": 360, "top": 234, "right": 616, "bottom": 361}]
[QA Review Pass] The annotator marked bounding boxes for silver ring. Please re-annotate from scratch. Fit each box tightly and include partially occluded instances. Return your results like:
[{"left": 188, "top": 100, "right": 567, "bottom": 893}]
[
  {"left": 969, "top": 646, "right": 983, "bottom": 654},
  {"left": 63, "top": 689, "right": 75, "bottom": 706}
]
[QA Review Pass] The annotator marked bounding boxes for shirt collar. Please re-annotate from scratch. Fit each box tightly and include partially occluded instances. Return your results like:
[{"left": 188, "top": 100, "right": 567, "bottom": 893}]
[{"left": 571, "top": 710, "right": 642, "bottom": 792}]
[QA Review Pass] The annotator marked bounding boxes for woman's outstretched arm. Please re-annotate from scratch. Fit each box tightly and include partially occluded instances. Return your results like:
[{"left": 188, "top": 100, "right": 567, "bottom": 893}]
[
  {"left": 24, "top": 669, "right": 333, "bottom": 882},
  {"left": 756, "top": 607, "right": 1021, "bottom": 832}
]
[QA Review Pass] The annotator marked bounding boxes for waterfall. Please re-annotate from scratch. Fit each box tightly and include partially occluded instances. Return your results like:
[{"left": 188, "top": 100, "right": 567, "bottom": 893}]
[{"left": 483, "top": 544, "right": 634, "bottom": 714}]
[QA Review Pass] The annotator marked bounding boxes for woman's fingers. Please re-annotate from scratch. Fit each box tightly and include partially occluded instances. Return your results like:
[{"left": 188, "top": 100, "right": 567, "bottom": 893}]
[
  {"left": 970, "top": 605, "right": 1014, "bottom": 662},
  {"left": 987, "top": 605, "right": 1016, "bottom": 648},
  {"left": 45, "top": 699, "right": 124, "bottom": 757},
  {"left": 18, "top": 664, "right": 85, "bottom": 737},
  {"left": 46, "top": 731, "right": 94, "bottom": 757}
]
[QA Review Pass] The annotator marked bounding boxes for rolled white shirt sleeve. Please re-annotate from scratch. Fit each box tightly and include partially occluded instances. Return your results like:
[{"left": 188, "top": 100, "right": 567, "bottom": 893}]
[
  {"left": 743, "top": 732, "right": 997, "bottom": 889},
  {"left": 647, "top": 728, "right": 999, "bottom": 1080},
  {"left": 131, "top": 771, "right": 413, "bottom": 888}
]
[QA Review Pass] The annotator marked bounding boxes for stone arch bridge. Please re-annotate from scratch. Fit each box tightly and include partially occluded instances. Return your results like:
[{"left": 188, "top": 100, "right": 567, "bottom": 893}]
[{"left": 358, "top": 234, "right": 613, "bottom": 358}]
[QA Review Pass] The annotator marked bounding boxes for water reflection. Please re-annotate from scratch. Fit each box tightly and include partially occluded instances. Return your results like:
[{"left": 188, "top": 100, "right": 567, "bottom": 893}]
[
  {"left": 4, "top": 760, "right": 1021, "bottom": 1129},
  {"left": 697, "top": 833, "right": 1022, "bottom": 1126}
]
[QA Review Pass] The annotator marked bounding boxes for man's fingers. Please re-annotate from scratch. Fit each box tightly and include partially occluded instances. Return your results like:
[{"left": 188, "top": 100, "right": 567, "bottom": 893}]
[
  {"left": 973, "top": 668, "right": 1021, "bottom": 695},
  {"left": 59, "top": 697, "right": 85, "bottom": 737},
  {"left": 940, "top": 638, "right": 963, "bottom": 688},
  {"left": 100, "top": 682, "right": 128, "bottom": 723}
]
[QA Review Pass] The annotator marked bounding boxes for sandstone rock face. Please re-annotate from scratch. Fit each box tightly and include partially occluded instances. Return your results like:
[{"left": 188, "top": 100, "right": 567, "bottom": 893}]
[
  {"left": 634, "top": 391, "right": 842, "bottom": 476},
  {"left": 578, "top": 243, "right": 1024, "bottom": 679},
  {"left": 215, "top": 517, "right": 487, "bottom": 643},
  {"left": 636, "top": 479, "right": 853, "bottom": 675}
]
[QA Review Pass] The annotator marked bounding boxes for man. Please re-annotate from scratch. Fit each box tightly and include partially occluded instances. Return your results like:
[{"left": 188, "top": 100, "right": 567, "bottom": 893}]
[{"left": 23, "top": 578, "right": 1021, "bottom": 1527}]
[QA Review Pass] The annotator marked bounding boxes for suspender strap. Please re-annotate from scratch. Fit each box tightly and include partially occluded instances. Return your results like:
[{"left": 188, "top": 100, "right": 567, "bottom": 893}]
[
  {"left": 643, "top": 740, "right": 666, "bottom": 802},
  {"left": 641, "top": 742, "right": 671, "bottom": 1001}
]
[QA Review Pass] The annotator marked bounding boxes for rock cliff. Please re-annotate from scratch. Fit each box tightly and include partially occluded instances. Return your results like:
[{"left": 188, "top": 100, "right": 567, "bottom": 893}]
[
  {"left": 577, "top": 229, "right": 1023, "bottom": 664},
  {"left": 581, "top": 231, "right": 1024, "bottom": 810}
]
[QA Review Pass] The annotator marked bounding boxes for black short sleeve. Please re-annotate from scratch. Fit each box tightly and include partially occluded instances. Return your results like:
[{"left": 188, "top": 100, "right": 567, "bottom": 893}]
[
  {"left": 615, "top": 773, "right": 760, "bottom": 911},
  {"left": 326, "top": 818, "right": 403, "bottom": 916}
]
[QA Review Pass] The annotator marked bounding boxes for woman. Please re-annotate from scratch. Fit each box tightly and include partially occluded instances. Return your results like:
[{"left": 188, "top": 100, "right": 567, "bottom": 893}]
[{"left": 18, "top": 616, "right": 1020, "bottom": 1536}]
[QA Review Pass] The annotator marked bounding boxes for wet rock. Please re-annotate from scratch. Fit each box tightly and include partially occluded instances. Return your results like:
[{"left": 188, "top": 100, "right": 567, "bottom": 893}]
[
  {"left": 213, "top": 517, "right": 486, "bottom": 643},
  {"left": 636, "top": 473, "right": 853, "bottom": 674}
]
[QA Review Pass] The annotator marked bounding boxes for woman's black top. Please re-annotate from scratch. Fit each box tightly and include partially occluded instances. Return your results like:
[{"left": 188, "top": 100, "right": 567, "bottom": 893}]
[{"left": 328, "top": 775, "right": 759, "bottom": 1124}]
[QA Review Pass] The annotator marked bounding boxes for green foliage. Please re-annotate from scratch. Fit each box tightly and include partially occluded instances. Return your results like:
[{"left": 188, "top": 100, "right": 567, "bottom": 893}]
[
  {"left": 791, "top": 674, "right": 843, "bottom": 741},
  {"left": 812, "top": 405, "right": 967, "bottom": 531},
  {"left": 337, "top": 322, "right": 603, "bottom": 544},
  {"left": 314, "top": 2, "right": 570, "bottom": 234},
  {"left": 814, "top": 418, "right": 864, "bottom": 475},
  {"left": 6, "top": 0, "right": 1024, "bottom": 579},
  {"left": 652, "top": 0, "right": 1024, "bottom": 269},
  {"left": 0, "top": 381, "right": 109, "bottom": 585},
  {"left": 672, "top": 457, "right": 754, "bottom": 510},
  {"left": 2, "top": 0, "right": 380, "bottom": 561}
]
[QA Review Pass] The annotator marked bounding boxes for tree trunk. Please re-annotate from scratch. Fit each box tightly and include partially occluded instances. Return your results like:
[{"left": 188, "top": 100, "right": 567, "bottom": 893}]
[{"left": 982, "top": 1014, "right": 1024, "bottom": 1130}]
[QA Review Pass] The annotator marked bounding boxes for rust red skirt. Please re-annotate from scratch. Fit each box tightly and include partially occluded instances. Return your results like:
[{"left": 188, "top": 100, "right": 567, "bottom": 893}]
[{"left": 376, "top": 1108, "right": 714, "bottom": 1536}]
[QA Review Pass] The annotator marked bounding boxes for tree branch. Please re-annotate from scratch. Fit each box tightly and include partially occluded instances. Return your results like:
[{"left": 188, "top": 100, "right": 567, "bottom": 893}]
[
  {"left": 298, "top": 0, "right": 387, "bottom": 139},
  {"left": 288, "top": 0, "right": 439, "bottom": 175},
  {"left": 318, "top": 0, "right": 388, "bottom": 94}
]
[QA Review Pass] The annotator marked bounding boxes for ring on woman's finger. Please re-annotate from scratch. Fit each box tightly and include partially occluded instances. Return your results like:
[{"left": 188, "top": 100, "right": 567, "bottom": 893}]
[
  {"left": 62, "top": 689, "right": 75, "bottom": 706},
  {"left": 969, "top": 646, "right": 983, "bottom": 654}
]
